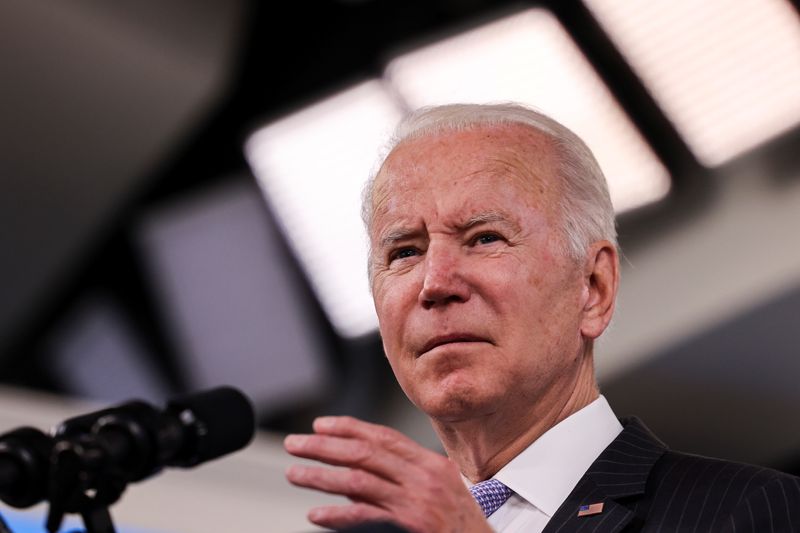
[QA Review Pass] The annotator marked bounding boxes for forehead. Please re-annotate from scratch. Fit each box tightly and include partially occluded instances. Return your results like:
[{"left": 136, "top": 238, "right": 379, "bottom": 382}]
[{"left": 370, "top": 123, "right": 558, "bottom": 230}]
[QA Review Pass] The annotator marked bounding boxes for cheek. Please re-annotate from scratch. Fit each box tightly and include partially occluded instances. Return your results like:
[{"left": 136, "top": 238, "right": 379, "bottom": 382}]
[
  {"left": 497, "top": 258, "right": 582, "bottom": 337},
  {"left": 374, "top": 277, "right": 418, "bottom": 349}
]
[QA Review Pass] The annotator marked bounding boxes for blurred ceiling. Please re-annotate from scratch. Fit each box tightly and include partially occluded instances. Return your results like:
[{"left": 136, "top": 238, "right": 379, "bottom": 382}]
[{"left": 1, "top": 0, "right": 799, "bottom": 475}]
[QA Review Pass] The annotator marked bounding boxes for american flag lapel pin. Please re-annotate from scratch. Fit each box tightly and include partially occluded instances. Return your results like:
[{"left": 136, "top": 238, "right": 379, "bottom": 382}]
[{"left": 577, "top": 502, "right": 604, "bottom": 517}]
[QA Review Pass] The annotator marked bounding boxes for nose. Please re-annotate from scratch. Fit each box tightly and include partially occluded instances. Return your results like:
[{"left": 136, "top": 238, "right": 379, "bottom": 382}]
[{"left": 418, "top": 243, "right": 471, "bottom": 309}]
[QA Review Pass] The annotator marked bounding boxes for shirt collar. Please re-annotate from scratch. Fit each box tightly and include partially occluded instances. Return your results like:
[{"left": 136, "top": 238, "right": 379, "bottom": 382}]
[{"left": 492, "top": 395, "right": 622, "bottom": 517}]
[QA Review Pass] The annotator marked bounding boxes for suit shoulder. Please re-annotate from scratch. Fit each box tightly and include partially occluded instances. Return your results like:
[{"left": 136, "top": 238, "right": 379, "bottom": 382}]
[
  {"left": 652, "top": 449, "right": 799, "bottom": 491},
  {"left": 643, "top": 449, "right": 800, "bottom": 530}
]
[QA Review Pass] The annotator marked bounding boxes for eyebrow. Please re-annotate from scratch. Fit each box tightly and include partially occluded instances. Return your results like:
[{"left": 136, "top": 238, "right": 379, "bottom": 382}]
[
  {"left": 460, "top": 211, "right": 514, "bottom": 230},
  {"left": 379, "top": 227, "right": 422, "bottom": 249},
  {"left": 377, "top": 211, "right": 519, "bottom": 249},
  {"left": 456, "top": 211, "right": 524, "bottom": 238}
]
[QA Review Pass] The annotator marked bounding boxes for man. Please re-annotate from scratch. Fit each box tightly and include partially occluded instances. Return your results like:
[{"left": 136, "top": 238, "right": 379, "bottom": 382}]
[{"left": 284, "top": 103, "right": 800, "bottom": 532}]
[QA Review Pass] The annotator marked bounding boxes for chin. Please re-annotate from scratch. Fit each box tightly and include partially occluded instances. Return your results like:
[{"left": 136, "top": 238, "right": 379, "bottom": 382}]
[{"left": 416, "top": 382, "right": 496, "bottom": 422}]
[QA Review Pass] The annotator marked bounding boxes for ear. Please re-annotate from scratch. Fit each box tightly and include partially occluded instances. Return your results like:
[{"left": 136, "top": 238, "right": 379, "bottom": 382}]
[{"left": 579, "top": 240, "right": 619, "bottom": 340}]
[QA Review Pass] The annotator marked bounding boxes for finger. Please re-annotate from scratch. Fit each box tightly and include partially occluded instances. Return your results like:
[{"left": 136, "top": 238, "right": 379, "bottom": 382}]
[
  {"left": 313, "top": 416, "right": 408, "bottom": 442},
  {"left": 314, "top": 416, "right": 461, "bottom": 477},
  {"left": 286, "top": 464, "right": 398, "bottom": 502},
  {"left": 307, "top": 503, "right": 396, "bottom": 531},
  {"left": 284, "top": 433, "right": 408, "bottom": 481},
  {"left": 312, "top": 416, "right": 425, "bottom": 461}
]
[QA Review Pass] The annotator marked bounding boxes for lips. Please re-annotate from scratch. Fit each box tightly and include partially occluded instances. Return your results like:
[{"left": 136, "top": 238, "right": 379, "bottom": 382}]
[{"left": 418, "top": 334, "right": 490, "bottom": 356}]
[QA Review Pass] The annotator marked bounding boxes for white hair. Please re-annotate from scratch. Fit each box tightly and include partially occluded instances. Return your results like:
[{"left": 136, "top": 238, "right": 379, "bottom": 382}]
[{"left": 361, "top": 102, "right": 617, "bottom": 264}]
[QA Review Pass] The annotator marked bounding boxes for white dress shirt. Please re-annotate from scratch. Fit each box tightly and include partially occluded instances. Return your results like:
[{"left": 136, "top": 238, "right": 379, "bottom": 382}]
[{"left": 467, "top": 395, "right": 622, "bottom": 533}]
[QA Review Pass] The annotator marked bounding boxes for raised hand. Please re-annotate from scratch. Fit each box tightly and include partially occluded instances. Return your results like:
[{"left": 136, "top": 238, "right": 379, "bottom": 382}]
[{"left": 284, "top": 416, "right": 492, "bottom": 533}]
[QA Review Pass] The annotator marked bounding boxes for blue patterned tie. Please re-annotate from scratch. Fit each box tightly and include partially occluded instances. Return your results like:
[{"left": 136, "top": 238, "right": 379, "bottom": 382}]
[{"left": 469, "top": 478, "right": 513, "bottom": 518}]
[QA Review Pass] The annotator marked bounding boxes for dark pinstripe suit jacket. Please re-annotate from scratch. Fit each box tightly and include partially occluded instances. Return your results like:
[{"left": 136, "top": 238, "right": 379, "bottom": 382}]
[{"left": 543, "top": 417, "right": 800, "bottom": 532}]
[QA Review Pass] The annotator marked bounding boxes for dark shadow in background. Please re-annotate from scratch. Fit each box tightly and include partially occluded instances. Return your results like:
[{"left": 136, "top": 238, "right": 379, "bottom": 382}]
[{"left": 603, "top": 284, "right": 800, "bottom": 472}]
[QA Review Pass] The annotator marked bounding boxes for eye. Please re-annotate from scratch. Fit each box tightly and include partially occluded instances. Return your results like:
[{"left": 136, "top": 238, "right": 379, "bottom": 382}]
[
  {"left": 389, "top": 247, "right": 419, "bottom": 262},
  {"left": 472, "top": 232, "right": 503, "bottom": 246}
]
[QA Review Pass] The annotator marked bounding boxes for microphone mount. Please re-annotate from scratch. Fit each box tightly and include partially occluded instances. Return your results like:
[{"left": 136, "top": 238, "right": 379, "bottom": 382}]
[{"left": 0, "top": 386, "right": 256, "bottom": 533}]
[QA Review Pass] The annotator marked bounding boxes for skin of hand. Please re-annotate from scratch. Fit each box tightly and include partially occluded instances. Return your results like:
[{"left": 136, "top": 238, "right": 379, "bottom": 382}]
[{"left": 284, "top": 415, "right": 494, "bottom": 533}]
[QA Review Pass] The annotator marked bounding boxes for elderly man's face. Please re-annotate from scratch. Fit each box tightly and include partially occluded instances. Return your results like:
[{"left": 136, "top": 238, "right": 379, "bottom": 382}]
[{"left": 369, "top": 124, "right": 590, "bottom": 422}]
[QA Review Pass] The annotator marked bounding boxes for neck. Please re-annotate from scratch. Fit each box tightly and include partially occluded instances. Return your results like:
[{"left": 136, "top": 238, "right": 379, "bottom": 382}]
[{"left": 432, "top": 350, "right": 599, "bottom": 483}]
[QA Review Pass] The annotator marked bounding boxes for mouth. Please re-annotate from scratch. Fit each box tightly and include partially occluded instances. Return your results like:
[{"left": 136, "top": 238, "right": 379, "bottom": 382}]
[{"left": 418, "top": 334, "right": 490, "bottom": 356}]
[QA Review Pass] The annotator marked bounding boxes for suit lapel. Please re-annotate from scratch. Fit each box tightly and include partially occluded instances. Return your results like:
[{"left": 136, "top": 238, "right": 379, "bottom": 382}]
[
  {"left": 542, "top": 418, "right": 666, "bottom": 533},
  {"left": 545, "top": 477, "right": 635, "bottom": 533}
]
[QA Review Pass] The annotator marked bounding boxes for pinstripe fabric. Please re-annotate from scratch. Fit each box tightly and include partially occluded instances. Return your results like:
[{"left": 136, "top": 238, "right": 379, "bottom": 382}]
[{"left": 543, "top": 418, "right": 800, "bottom": 532}]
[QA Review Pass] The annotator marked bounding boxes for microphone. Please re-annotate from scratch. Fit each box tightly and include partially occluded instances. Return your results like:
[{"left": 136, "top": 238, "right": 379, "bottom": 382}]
[
  {"left": 0, "top": 427, "right": 53, "bottom": 508},
  {"left": 0, "top": 386, "right": 256, "bottom": 509}
]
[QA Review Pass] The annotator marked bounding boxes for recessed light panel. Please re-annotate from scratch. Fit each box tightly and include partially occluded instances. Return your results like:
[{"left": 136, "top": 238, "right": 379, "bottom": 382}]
[
  {"left": 136, "top": 181, "right": 331, "bottom": 413},
  {"left": 583, "top": 0, "right": 800, "bottom": 166},
  {"left": 245, "top": 81, "right": 404, "bottom": 338},
  {"left": 385, "top": 8, "right": 671, "bottom": 213}
]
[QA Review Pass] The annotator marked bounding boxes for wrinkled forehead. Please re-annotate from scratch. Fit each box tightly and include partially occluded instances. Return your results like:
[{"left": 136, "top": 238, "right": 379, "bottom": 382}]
[{"left": 368, "top": 124, "right": 559, "bottom": 234}]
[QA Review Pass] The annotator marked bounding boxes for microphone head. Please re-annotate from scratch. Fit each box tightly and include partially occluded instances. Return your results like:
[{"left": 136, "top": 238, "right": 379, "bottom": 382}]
[
  {"left": 0, "top": 427, "right": 53, "bottom": 508},
  {"left": 166, "top": 386, "right": 256, "bottom": 466}
]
